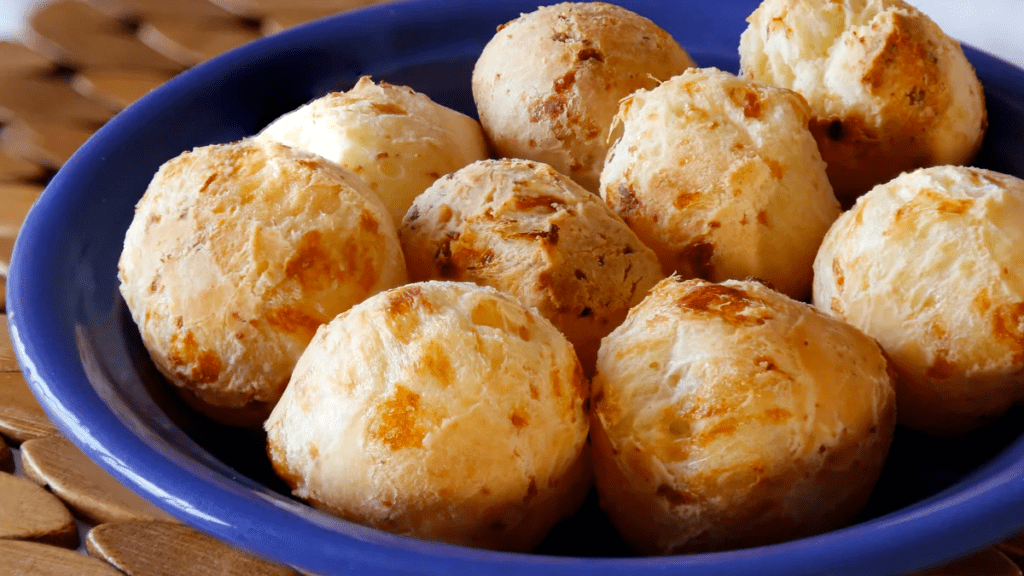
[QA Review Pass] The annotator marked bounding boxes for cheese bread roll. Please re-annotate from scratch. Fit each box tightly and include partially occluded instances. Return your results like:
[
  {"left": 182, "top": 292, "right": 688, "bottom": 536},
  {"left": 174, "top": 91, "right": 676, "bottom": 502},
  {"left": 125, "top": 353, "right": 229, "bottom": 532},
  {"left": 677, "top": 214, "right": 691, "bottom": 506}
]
[
  {"left": 266, "top": 281, "right": 591, "bottom": 552},
  {"left": 401, "top": 158, "right": 664, "bottom": 373},
  {"left": 600, "top": 67, "right": 840, "bottom": 300},
  {"left": 258, "top": 76, "right": 489, "bottom": 226},
  {"left": 814, "top": 166, "right": 1024, "bottom": 434},
  {"left": 119, "top": 139, "right": 407, "bottom": 427},
  {"left": 592, "top": 277, "right": 895, "bottom": 554},
  {"left": 739, "top": 0, "right": 986, "bottom": 202},
  {"left": 472, "top": 2, "right": 694, "bottom": 192}
]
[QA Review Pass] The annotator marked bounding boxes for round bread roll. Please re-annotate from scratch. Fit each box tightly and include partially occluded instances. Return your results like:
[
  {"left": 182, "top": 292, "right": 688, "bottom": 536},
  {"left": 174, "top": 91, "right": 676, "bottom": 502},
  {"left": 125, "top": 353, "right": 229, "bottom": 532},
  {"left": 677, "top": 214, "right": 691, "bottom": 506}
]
[
  {"left": 600, "top": 67, "right": 840, "bottom": 301},
  {"left": 118, "top": 139, "right": 407, "bottom": 427},
  {"left": 472, "top": 2, "right": 695, "bottom": 192},
  {"left": 739, "top": 0, "right": 987, "bottom": 202},
  {"left": 256, "top": 76, "right": 490, "bottom": 226},
  {"left": 813, "top": 166, "right": 1024, "bottom": 434},
  {"left": 400, "top": 158, "right": 664, "bottom": 373},
  {"left": 265, "top": 281, "right": 591, "bottom": 552},
  {"left": 592, "top": 277, "right": 896, "bottom": 554}
]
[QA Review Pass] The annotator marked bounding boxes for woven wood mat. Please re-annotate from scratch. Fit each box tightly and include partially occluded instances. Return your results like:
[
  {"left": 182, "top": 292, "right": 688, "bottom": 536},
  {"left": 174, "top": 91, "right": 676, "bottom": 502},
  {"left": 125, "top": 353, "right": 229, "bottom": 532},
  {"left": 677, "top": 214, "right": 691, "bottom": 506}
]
[{"left": 0, "top": 1, "right": 1021, "bottom": 574}]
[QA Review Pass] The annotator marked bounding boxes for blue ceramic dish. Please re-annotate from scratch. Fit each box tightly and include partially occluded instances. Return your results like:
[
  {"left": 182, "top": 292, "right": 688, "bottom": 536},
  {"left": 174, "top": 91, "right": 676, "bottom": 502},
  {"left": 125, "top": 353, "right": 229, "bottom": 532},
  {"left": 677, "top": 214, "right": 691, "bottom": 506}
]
[{"left": 8, "top": 1, "right": 1024, "bottom": 574}]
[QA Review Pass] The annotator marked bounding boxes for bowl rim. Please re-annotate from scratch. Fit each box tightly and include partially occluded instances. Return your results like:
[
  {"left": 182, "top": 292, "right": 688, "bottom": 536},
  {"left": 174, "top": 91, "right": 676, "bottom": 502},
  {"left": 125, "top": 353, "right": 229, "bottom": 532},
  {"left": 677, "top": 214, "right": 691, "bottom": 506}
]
[{"left": 9, "top": 1, "right": 1024, "bottom": 575}]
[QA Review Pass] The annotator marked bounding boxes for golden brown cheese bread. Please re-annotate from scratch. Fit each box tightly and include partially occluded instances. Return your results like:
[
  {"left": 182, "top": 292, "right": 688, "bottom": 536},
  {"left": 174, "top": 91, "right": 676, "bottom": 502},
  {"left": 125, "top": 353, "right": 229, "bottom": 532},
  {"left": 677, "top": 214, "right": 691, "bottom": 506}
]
[
  {"left": 739, "top": 0, "right": 986, "bottom": 203},
  {"left": 118, "top": 139, "right": 407, "bottom": 427},
  {"left": 591, "top": 277, "right": 895, "bottom": 554},
  {"left": 813, "top": 165, "right": 1024, "bottom": 434},
  {"left": 400, "top": 158, "right": 664, "bottom": 373},
  {"left": 600, "top": 67, "right": 840, "bottom": 300},
  {"left": 265, "top": 281, "right": 591, "bottom": 552},
  {"left": 472, "top": 1, "right": 694, "bottom": 192},
  {"left": 257, "top": 76, "right": 490, "bottom": 227}
]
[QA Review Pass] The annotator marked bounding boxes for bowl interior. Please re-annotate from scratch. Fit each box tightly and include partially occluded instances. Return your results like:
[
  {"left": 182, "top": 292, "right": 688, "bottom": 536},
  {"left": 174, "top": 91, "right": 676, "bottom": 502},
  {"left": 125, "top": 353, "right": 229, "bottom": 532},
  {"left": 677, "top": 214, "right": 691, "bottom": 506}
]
[{"left": 9, "top": 0, "right": 1024, "bottom": 575}]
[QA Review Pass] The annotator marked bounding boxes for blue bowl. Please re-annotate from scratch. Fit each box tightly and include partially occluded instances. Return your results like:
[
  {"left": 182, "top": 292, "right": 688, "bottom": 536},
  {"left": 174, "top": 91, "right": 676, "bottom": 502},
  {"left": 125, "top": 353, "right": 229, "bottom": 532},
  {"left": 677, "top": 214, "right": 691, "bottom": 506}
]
[{"left": 8, "top": 1, "right": 1024, "bottom": 574}]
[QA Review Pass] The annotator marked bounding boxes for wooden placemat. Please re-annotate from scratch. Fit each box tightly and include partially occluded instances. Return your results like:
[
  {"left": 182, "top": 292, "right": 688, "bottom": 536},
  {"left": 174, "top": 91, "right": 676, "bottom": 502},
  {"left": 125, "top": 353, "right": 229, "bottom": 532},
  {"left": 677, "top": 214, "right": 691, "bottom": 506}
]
[{"left": 0, "top": 1, "right": 1020, "bottom": 575}]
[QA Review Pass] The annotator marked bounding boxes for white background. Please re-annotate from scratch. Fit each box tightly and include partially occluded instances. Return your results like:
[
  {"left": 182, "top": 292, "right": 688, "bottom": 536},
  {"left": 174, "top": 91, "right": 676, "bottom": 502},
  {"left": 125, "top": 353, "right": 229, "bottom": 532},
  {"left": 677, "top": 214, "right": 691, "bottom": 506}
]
[
  {"left": 0, "top": 0, "right": 48, "bottom": 41},
  {"left": 0, "top": 0, "right": 1021, "bottom": 69},
  {"left": 907, "top": 0, "right": 1024, "bottom": 69}
]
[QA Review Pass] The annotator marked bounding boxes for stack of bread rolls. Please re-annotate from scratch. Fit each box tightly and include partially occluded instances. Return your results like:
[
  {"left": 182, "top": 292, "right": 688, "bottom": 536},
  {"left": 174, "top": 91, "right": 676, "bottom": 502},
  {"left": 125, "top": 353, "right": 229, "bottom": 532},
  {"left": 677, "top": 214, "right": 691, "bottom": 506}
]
[{"left": 118, "top": 0, "right": 1023, "bottom": 558}]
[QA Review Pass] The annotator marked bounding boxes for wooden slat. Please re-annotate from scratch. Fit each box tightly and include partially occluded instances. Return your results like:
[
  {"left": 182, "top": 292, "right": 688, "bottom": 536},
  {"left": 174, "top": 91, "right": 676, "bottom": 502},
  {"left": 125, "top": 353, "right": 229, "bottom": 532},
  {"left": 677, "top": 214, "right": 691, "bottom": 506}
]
[
  {"left": 1, "top": 539, "right": 124, "bottom": 576},
  {"left": 0, "top": 184, "right": 43, "bottom": 230},
  {"left": 0, "top": 149, "right": 47, "bottom": 183},
  {"left": 0, "top": 471, "right": 78, "bottom": 548},
  {"left": 0, "top": 434, "right": 10, "bottom": 472},
  {"left": 71, "top": 68, "right": 173, "bottom": 110},
  {"left": 212, "top": 0, "right": 386, "bottom": 19},
  {"left": 0, "top": 314, "right": 20, "bottom": 371},
  {"left": 85, "top": 0, "right": 239, "bottom": 21},
  {"left": 87, "top": 520, "right": 302, "bottom": 576},
  {"left": 0, "top": 119, "right": 94, "bottom": 169},
  {"left": 260, "top": 9, "right": 347, "bottom": 35},
  {"left": 0, "top": 184, "right": 42, "bottom": 275},
  {"left": 0, "top": 227, "right": 19, "bottom": 278},
  {"left": 0, "top": 372, "right": 62, "bottom": 445},
  {"left": 27, "top": 0, "right": 185, "bottom": 73},
  {"left": 0, "top": 182, "right": 43, "bottom": 220},
  {"left": 0, "top": 75, "right": 115, "bottom": 127},
  {"left": 0, "top": 42, "right": 56, "bottom": 77},
  {"left": 21, "top": 436, "right": 178, "bottom": 525},
  {"left": 138, "top": 16, "right": 261, "bottom": 67}
]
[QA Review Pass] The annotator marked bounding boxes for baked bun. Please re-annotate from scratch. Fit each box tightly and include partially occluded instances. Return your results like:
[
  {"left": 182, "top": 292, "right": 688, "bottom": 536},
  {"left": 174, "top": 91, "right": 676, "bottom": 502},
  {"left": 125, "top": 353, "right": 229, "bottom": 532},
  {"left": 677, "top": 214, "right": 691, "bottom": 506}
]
[
  {"left": 265, "top": 281, "right": 591, "bottom": 552},
  {"left": 400, "top": 158, "right": 664, "bottom": 373},
  {"left": 591, "top": 277, "right": 895, "bottom": 554},
  {"left": 472, "top": 2, "right": 694, "bottom": 192},
  {"left": 600, "top": 67, "right": 840, "bottom": 300},
  {"left": 739, "top": 0, "right": 986, "bottom": 202},
  {"left": 813, "top": 166, "right": 1024, "bottom": 434},
  {"left": 118, "top": 139, "right": 407, "bottom": 427},
  {"left": 257, "top": 76, "right": 490, "bottom": 226}
]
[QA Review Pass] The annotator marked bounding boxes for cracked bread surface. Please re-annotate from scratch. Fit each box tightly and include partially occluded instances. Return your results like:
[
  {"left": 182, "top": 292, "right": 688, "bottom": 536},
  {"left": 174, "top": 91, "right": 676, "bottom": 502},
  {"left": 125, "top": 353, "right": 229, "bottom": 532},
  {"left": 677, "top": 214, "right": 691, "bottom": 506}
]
[{"left": 118, "top": 139, "right": 407, "bottom": 427}]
